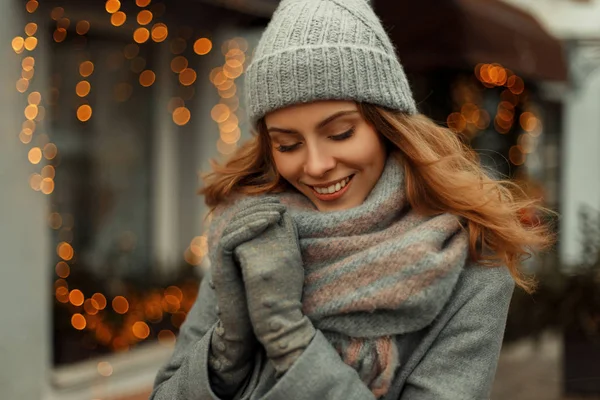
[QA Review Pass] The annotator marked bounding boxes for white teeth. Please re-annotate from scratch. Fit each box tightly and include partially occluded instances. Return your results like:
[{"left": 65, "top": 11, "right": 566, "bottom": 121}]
[{"left": 313, "top": 176, "right": 351, "bottom": 195}]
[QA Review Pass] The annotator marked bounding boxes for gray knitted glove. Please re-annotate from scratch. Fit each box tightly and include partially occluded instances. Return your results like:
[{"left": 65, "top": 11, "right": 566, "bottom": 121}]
[
  {"left": 234, "top": 207, "right": 316, "bottom": 378},
  {"left": 209, "top": 198, "right": 286, "bottom": 396}
]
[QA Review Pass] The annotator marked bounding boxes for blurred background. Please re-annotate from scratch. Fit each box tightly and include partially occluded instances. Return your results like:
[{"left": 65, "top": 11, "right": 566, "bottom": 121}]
[{"left": 1, "top": 0, "right": 599, "bottom": 399}]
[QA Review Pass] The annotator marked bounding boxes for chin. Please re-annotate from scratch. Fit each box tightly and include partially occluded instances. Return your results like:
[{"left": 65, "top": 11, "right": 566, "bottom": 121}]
[{"left": 314, "top": 197, "right": 361, "bottom": 212}]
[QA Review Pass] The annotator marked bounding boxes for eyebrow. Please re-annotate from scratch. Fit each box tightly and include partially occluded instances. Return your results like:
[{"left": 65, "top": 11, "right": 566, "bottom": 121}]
[{"left": 267, "top": 110, "right": 358, "bottom": 135}]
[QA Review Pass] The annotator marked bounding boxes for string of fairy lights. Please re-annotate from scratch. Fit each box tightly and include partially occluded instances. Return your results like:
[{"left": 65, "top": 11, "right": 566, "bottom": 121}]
[
  {"left": 12, "top": 0, "right": 249, "bottom": 372},
  {"left": 447, "top": 63, "right": 544, "bottom": 167}
]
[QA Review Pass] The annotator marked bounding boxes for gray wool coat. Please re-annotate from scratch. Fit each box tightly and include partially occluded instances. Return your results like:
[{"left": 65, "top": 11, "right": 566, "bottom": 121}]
[{"left": 150, "top": 263, "right": 514, "bottom": 400}]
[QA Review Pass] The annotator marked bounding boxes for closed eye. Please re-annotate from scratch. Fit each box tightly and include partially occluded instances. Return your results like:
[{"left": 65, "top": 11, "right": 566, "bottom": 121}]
[
  {"left": 275, "top": 128, "right": 354, "bottom": 153},
  {"left": 330, "top": 128, "right": 355, "bottom": 141},
  {"left": 276, "top": 142, "right": 301, "bottom": 153}
]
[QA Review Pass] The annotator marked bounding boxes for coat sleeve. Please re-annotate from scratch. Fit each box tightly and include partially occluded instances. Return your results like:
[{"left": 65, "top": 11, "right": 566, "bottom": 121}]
[
  {"left": 150, "top": 268, "right": 263, "bottom": 400},
  {"left": 398, "top": 265, "right": 515, "bottom": 400}
]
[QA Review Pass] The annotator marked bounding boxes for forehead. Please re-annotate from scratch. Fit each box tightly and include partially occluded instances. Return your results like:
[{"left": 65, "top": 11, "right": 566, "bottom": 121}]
[{"left": 264, "top": 100, "right": 359, "bottom": 128}]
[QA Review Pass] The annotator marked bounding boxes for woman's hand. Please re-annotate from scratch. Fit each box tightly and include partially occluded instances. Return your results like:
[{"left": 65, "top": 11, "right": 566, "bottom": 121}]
[
  {"left": 209, "top": 198, "right": 286, "bottom": 393},
  {"left": 234, "top": 205, "right": 316, "bottom": 378}
]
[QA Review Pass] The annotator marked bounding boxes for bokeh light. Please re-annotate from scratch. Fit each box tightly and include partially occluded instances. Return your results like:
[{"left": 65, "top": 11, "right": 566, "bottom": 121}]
[
  {"left": 137, "top": 10, "right": 153, "bottom": 25},
  {"left": 77, "top": 105, "right": 93, "bottom": 122},
  {"left": 105, "top": 0, "right": 121, "bottom": 14},
  {"left": 79, "top": 61, "right": 94, "bottom": 77},
  {"left": 53, "top": 28, "right": 67, "bottom": 43},
  {"left": 92, "top": 293, "right": 107, "bottom": 310},
  {"left": 112, "top": 296, "right": 129, "bottom": 314},
  {"left": 111, "top": 11, "right": 127, "bottom": 27},
  {"left": 57, "top": 242, "right": 74, "bottom": 261},
  {"left": 132, "top": 321, "right": 150, "bottom": 339},
  {"left": 24, "top": 37, "right": 38, "bottom": 51},
  {"left": 41, "top": 178, "right": 54, "bottom": 195},
  {"left": 43, "top": 143, "right": 58, "bottom": 160},
  {"left": 178, "top": 68, "right": 196, "bottom": 86},
  {"left": 71, "top": 313, "right": 86, "bottom": 330},
  {"left": 76, "top": 20, "right": 91, "bottom": 35},
  {"left": 28, "top": 91, "right": 41, "bottom": 105},
  {"left": 151, "top": 23, "right": 168, "bottom": 42},
  {"left": 139, "top": 70, "right": 156, "bottom": 87},
  {"left": 50, "top": 7, "right": 64, "bottom": 20},
  {"left": 69, "top": 289, "right": 85, "bottom": 306},
  {"left": 26, "top": 0, "right": 38, "bottom": 13},
  {"left": 211, "top": 104, "right": 230, "bottom": 123},
  {"left": 447, "top": 112, "right": 466, "bottom": 132},
  {"left": 49, "top": 213, "right": 63, "bottom": 230},
  {"left": 170, "top": 56, "right": 188, "bottom": 73},
  {"left": 16, "top": 78, "right": 29, "bottom": 93},
  {"left": 172, "top": 107, "right": 191, "bottom": 126},
  {"left": 97, "top": 362, "right": 113, "bottom": 377},
  {"left": 76, "top": 81, "right": 91, "bottom": 97},
  {"left": 12, "top": 36, "right": 25, "bottom": 53},
  {"left": 133, "top": 28, "right": 150, "bottom": 43},
  {"left": 41, "top": 165, "right": 56, "bottom": 179},
  {"left": 25, "top": 23, "right": 38, "bottom": 36},
  {"left": 29, "top": 173, "right": 42, "bottom": 191},
  {"left": 28, "top": 147, "right": 42, "bottom": 164},
  {"left": 194, "top": 38, "right": 212, "bottom": 55}
]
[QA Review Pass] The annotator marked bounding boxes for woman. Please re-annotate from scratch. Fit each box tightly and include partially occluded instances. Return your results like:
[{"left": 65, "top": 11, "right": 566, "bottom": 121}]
[{"left": 151, "top": 0, "right": 552, "bottom": 399}]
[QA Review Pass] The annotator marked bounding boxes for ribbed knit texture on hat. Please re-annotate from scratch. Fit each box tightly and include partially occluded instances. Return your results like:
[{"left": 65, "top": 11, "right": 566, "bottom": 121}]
[{"left": 244, "top": 0, "right": 418, "bottom": 125}]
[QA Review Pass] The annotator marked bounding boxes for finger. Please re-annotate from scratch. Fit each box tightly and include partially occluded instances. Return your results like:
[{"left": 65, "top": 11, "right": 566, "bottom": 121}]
[
  {"left": 222, "top": 210, "right": 282, "bottom": 240},
  {"left": 221, "top": 215, "right": 280, "bottom": 250},
  {"left": 244, "top": 195, "right": 282, "bottom": 207},
  {"left": 233, "top": 202, "right": 286, "bottom": 222}
]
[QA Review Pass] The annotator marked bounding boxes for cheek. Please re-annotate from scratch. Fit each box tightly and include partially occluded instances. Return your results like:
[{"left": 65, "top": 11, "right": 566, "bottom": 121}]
[
  {"left": 348, "top": 134, "right": 386, "bottom": 166},
  {"left": 272, "top": 151, "right": 298, "bottom": 182}
]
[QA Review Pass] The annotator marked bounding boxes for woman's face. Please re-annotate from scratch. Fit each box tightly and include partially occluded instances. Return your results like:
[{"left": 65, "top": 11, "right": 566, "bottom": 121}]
[{"left": 265, "top": 100, "right": 387, "bottom": 212}]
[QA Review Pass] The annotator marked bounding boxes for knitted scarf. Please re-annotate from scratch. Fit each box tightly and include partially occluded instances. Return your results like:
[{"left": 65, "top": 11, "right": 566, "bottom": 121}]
[{"left": 209, "top": 156, "right": 469, "bottom": 398}]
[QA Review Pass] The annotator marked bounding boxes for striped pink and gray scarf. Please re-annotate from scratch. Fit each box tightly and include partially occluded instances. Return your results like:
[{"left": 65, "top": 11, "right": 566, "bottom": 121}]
[
  {"left": 277, "top": 156, "right": 469, "bottom": 398},
  {"left": 208, "top": 156, "right": 469, "bottom": 398}
]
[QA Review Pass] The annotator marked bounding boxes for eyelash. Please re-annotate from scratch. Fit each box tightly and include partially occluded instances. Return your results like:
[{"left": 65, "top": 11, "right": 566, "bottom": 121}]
[{"left": 276, "top": 128, "right": 355, "bottom": 153}]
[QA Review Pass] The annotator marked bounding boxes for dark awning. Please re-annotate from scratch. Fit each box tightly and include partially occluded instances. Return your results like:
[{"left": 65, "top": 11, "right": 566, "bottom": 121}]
[{"left": 374, "top": 0, "right": 568, "bottom": 81}]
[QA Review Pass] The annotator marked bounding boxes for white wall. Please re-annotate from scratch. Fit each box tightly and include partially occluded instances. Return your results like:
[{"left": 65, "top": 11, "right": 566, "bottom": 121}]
[
  {"left": 503, "top": 0, "right": 600, "bottom": 39},
  {"left": 561, "top": 62, "right": 600, "bottom": 264},
  {"left": 0, "top": 1, "right": 51, "bottom": 399}
]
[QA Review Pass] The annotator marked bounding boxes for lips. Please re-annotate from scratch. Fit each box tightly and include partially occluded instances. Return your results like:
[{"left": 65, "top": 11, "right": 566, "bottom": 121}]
[
  {"left": 312, "top": 176, "right": 351, "bottom": 194},
  {"left": 308, "top": 175, "right": 354, "bottom": 202}
]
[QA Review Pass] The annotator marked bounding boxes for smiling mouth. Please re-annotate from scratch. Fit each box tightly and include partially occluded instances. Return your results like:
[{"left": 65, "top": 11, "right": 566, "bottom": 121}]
[{"left": 308, "top": 175, "right": 355, "bottom": 201}]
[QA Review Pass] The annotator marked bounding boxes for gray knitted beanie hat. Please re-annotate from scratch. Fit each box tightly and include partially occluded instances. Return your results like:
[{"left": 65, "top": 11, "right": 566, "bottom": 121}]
[{"left": 244, "top": 0, "right": 418, "bottom": 126}]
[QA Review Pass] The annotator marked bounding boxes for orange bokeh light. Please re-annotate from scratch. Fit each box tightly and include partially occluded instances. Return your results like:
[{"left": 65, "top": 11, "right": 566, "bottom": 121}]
[
  {"left": 194, "top": 38, "right": 212, "bottom": 55},
  {"left": 133, "top": 28, "right": 150, "bottom": 44},
  {"left": 112, "top": 296, "right": 129, "bottom": 314},
  {"left": 92, "top": 293, "right": 107, "bottom": 310},
  {"left": 111, "top": 11, "right": 127, "bottom": 27},
  {"left": 77, "top": 105, "right": 93, "bottom": 122},
  {"left": 55, "top": 261, "right": 70, "bottom": 278},
  {"left": 71, "top": 313, "right": 86, "bottom": 330},
  {"left": 132, "top": 321, "right": 150, "bottom": 339},
  {"left": 69, "top": 289, "right": 85, "bottom": 306},
  {"left": 57, "top": 242, "right": 74, "bottom": 261}
]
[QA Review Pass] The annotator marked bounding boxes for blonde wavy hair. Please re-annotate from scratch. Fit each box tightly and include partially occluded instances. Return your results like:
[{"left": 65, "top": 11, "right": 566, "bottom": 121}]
[{"left": 200, "top": 103, "right": 555, "bottom": 292}]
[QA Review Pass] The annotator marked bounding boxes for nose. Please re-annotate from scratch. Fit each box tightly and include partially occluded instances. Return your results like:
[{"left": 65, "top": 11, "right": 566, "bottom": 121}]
[{"left": 303, "top": 145, "right": 336, "bottom": 178}]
